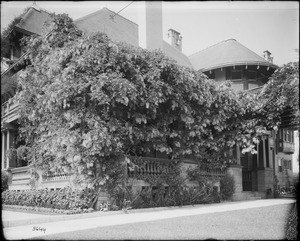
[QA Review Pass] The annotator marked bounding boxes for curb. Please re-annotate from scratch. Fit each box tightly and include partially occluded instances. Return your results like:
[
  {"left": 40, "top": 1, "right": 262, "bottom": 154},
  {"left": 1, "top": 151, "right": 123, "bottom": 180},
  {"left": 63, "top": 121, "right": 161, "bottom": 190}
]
[
  {"left": 2, "top": 201, "right": 232, "bottom": 228},
  {"left": 3, "top": 198, "right": 295, "bottom": 228}
]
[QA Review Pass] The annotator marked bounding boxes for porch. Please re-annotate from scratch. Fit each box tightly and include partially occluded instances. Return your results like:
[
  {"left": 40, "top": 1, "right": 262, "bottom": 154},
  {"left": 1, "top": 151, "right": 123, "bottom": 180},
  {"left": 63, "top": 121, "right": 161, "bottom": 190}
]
[
  {"left": 1, "top": 97, "right": 20, "bottom": 124},
  {"left": 7, "top": 166, "right": 71, "bottom": 191},
  {"left": 6, "top": 157, "right": 227, "bottom": 191}
]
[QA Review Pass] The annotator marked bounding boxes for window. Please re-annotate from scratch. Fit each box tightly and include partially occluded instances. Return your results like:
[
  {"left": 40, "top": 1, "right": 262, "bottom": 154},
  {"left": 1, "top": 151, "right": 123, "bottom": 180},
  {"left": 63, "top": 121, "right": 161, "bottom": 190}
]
[
  {"left": 226, "top": 67, "right": 243, "bottom": 80},
  {"left": 231, "top": 70, "right": 242, "bottom": 80},
  {"left": 226, "top": 67, "right": 245, "bottom": 91},
  {"left": 282, "top": 129, "right": 294, "bottom": 143},
  {"left": 247, "top": 70, "right": 257, "bottom": 80},
  {"left": 281, "top": 159, "right": 292, "bottom": 170},
  {"left": 287, "top": 130, "right": 291, "bottom": 142},
  {"left": 283, "top": 160, "right": 287, "bottom": 169},
  {"left": 284, "top": 130, "right": 287, "bottom": 141},
  {"left": 278, "top": 158, "right": 282, "bottom": 172}
]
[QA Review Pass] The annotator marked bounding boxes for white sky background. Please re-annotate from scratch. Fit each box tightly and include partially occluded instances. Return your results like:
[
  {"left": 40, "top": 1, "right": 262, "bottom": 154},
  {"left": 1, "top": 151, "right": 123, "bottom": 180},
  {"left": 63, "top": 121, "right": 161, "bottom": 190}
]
[
  {"left": 1, "top": 1, "right": 299, "bottom": 172},
  {"left": 1, "top": 1, "right": 299, "bottom": 66}
]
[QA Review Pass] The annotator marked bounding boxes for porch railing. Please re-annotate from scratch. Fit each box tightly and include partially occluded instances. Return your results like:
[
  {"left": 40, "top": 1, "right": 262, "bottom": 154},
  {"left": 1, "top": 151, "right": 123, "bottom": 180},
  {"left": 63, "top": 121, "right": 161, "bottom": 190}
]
[
  {"left": 127, "top": 156, "right": 173, "bottom": 178},
  {"left": 1, "top": 97, "right": 20, "bottom": 123},
  {"left": 42, "top": 171, "right": 71, "bottom": 182},
  {"left": 127, "top": 156, "right": 227, "bottom": 179},
  {"left": 198, "top": 166, "right": 227, "bottom": 178}
]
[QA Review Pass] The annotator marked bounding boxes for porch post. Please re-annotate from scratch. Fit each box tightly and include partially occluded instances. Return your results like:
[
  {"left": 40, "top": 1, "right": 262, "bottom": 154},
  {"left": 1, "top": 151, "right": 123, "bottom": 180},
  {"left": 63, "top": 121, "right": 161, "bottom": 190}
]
[
  {"left": 6, "top": 130, "right": 10, "bottom": 168},
  {"left": 269, "top": 133, "right": 274, "bottom": 169},
  {"left": 269, "top": 147, "right": 273, "bottom": 169},
  {"left": 2, "top": 131, "right": 5, "bottom": 169},
  {"left": 236, "top": 144, "right": 241, "bottom": 165},
  {"left": 262, "top": 137, "right": 267, "bottom": 168},
  {"left": 256, "top": 143, "right": 259, "bottom": 166}
]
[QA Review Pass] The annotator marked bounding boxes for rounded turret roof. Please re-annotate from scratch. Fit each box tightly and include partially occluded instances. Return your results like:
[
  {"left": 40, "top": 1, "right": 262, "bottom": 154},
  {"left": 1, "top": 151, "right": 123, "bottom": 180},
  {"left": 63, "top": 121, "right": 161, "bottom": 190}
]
[{"left": 189, "top": 39, "right": 277, "bottom": 72}]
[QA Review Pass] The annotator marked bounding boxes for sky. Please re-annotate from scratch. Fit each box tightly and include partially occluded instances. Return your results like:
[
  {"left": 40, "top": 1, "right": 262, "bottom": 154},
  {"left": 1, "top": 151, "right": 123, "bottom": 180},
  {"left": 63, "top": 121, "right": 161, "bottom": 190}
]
[
  {"left": 1, "top": 1, "right": 299, "bottom": 172},
  {"left": 1, "top": 1, "right": 299, "bottom": 66}
]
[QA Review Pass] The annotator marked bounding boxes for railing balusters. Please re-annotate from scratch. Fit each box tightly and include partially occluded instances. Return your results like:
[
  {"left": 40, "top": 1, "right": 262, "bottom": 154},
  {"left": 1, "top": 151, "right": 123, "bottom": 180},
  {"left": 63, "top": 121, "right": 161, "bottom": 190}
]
[{"left": 126, "top": 156, "right": 227, "bottom": 179}]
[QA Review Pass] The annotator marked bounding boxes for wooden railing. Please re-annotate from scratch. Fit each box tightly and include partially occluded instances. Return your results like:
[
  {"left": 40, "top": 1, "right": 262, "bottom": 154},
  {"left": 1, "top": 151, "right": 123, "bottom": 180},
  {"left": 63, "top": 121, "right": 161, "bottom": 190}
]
[
  {"left": 197, "top": 166, "right": 227, "bottom": 178},
  {"left": 1, "top": 97, "right": 20, "bottom": 123},
  {"left": 42, "top": 171, "right": 71, "bottom": 182},
  {"left": 127, "top": 156, "right": 227, "bottom": 179},
  {"left": 127, "top": 156, "right": 173, "bottom": 178}
]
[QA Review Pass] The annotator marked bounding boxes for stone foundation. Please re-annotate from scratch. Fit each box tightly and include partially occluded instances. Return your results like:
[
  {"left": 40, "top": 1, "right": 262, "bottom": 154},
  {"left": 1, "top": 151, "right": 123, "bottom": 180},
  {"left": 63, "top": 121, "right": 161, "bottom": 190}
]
[
  {"left": 226, "top": 164, "right": 243, "bottom": 201},
  {"left": 257, "top": 168, "right": 274, "bottom": 193}
]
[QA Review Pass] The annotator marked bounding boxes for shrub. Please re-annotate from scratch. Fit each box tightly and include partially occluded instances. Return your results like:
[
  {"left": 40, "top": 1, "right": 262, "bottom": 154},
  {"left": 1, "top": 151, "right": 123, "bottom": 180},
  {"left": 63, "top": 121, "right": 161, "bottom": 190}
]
[
  {"left": 220, "top": 174, "right": 235, "bottom": 201},
  {"left": 110, "top": 185, "right": 134, "bottom": 210},
  {"left": 129, "top": 183, "right": 217, "bottom": 210},
  {"left": 1, "top": 170, "right": 9, "bottom": 192},
  {"left": 16, "top": 145, "right": 29, "bottom": 166},
  {"left": 1, "top": 187, "right": 94, "bottom": 211}
]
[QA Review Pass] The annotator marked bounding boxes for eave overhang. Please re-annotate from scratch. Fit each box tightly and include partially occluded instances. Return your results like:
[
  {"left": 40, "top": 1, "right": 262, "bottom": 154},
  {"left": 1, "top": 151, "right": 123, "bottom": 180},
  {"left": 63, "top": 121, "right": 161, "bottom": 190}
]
[{"left": 200, "top": 61, "right": 278, "bottom": 73}]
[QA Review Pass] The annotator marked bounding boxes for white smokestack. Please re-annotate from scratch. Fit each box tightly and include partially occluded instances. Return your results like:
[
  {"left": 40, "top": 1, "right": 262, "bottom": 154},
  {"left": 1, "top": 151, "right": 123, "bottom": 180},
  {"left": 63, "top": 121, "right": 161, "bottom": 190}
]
[{"left": 138, "top": 1, "right": 163, "bottom": 50}]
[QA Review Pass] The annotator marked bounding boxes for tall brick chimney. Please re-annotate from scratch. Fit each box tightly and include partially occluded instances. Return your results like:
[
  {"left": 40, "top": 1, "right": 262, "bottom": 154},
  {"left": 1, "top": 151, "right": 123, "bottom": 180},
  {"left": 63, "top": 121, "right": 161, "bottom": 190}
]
[
  {"left": 166, "top": 29, "right": 182, "bottom": 52},
  {"left": 138, "top": 1, "right": 163, "bottom": 50},
  {"left": 263, "top": 50, "right": 273, "bottom": 63}
]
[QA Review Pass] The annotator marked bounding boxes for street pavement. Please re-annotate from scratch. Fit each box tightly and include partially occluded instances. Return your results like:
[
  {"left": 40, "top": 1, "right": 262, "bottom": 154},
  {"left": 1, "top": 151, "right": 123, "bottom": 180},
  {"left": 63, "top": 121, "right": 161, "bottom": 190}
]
[{"left": 2, "top": 198, "right": 296, "bottom": 240}]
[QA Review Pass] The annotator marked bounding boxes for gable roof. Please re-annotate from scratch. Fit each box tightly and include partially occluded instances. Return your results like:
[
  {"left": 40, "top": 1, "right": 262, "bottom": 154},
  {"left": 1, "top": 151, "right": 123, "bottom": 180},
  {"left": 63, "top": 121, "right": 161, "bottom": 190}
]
[
  {"left": 188, "top": 39, "right": 277, "bottom": 72},
  {"left": 74, "top": 8, "right": 139, "bottom": 47},
  {"left": 14, "top": 7, "right": 52, "bottom": 35},
  {"left": 74, "top": 8, "right": 193, "bottom": 68}
]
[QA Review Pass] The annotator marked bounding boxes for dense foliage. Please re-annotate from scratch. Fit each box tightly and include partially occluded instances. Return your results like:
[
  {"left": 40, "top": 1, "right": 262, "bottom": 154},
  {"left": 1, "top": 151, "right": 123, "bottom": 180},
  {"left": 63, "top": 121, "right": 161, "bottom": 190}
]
[
  {"left": 2, "top": 187, "right": 94, "bottom": 211},
  {"left": 219, "top": 174, "right": 235, "bottom": 200},
  {"left": 112, "top": 176, "right": 220, "bottom": 209},
  {"left": 15, "top": 13, "right": 298, "bottom": 197},
  {"left": 259, "top": 62, "right": 299, "bottom": 130}
]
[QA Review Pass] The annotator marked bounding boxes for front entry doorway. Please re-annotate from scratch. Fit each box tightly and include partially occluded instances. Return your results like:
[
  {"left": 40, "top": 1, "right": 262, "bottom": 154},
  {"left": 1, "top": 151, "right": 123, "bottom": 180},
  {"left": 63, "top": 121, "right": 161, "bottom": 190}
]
[
  {"left": 241, "top": 152, "right": 258, "bottom": 191},
  {"left": 242, "top": 169, "right": 252, "bottom": 191}
]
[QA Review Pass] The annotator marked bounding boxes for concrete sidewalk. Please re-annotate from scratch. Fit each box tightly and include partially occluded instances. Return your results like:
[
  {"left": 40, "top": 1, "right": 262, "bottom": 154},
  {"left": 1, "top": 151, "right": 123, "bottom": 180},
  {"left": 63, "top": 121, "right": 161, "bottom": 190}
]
[{"left": 2, "top": 198, "right": 296, "bottom": 240}]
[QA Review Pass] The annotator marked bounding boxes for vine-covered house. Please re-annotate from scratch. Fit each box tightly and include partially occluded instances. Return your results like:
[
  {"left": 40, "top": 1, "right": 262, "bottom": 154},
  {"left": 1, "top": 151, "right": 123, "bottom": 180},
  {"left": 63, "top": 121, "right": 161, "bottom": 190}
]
[{"left": 1, "top": 3, "right": 296, "bottom": 200}]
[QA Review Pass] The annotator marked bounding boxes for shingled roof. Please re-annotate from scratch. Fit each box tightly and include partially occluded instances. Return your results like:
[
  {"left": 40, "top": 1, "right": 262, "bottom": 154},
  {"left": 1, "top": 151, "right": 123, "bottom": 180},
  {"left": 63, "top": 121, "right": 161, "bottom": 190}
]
[
  {"left": 188, "top": 39, "right": 277, "bottom": 72},
  {"left": 14, "top": 7, "right": 52, "bottom": 35},
  {"left": 74, "top": 8, "right": 139, "bottom": 47},
  {"left": 13, "top": 7, "right": 275, "bottom": 71},
  {"left": 74, "top": 8, "right": 193, "bottom": 68}
]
